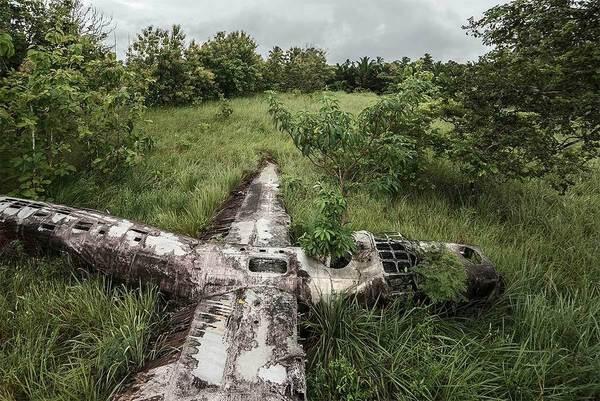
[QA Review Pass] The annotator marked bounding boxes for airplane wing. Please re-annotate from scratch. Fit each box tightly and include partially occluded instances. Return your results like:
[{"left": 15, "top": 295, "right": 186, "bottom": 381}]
[
  {"left": 223, "top": 162, "right": 292, "bottom": 248},
  {"left": 115, "top": 287, "right": 305, "bottom": 401}
]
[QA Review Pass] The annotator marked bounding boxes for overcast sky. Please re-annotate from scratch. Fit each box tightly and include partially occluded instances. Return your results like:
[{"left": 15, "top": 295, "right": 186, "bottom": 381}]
[{"left": 86, "top": 0, "right": 505, "bottom": 62}]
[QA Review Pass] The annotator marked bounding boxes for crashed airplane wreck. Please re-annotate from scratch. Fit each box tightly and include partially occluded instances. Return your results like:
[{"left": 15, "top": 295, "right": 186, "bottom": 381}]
[{"left": 0, "top": 162, "right": 502, "bottom": 401}]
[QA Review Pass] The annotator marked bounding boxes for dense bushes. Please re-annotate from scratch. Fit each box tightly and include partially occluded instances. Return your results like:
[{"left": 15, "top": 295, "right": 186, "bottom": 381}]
[
  {"left": 122, "top": 26, "right": 465, "bottom": 103},
  {"left": 192, "top": 31, "right": 263, "bottom": 97},
  {"left": 1, "top": 0, "right": 111, "bottom": 76},
  {"left": 127, "top": 28, "right": 262, "bottom": 104},
  {"left": 126, "top": 26, "right": 334, "bottom": 104},
  {"left": 263, "top": 46, "right": 333, "bottom": 92},
  {"left": 1, "top": 8, "right": 149, "bottom": 198},
  {"left": 126, "top": 25, "right": 217, "bottom": 106}
]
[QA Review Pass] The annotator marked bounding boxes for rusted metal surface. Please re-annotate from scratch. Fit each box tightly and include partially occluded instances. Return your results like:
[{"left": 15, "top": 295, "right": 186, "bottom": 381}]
[{"left": 0, "top": 162, "right": 503, "bottom": 401}]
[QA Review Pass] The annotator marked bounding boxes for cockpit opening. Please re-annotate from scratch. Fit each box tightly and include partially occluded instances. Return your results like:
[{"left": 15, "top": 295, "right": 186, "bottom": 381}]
[{"left": 249, "top": 258, "right": 288, "bottom": 274}]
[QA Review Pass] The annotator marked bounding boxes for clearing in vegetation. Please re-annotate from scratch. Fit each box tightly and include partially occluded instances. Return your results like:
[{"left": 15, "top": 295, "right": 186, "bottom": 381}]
[{"left": 1, "top": 92, "right": 598, "bottom": 400}]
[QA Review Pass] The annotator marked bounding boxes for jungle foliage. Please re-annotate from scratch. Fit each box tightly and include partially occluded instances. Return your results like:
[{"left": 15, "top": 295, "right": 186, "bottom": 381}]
[
  {"left": 297, "top": 183, "right": 356, "bottom": 261},
  {"left": 126, "top": 25, "right": 218, "bottom": 106},
  {"left": 126, "top": 27, "right": 268, "bottom": 103},
  {"left": 263, "top": 46, "right": 333, "bottom": 92}
]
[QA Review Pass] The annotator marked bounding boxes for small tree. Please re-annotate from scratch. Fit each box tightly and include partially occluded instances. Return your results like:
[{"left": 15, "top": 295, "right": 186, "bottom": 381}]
[
  {"left": 298, "top": 183, "right": 356, "bottom": 262},
  {"left": 283, "top": 46, "right": 332, "bottom": 92},
  {"left": 262, "top": 46, "right": 286, "bottom": 91},
  {"left": 126, "top": 25, "right": 190, "bottom": 106},
  {"left": 268, "top": 68, "right": 440, "bottom": 195}
]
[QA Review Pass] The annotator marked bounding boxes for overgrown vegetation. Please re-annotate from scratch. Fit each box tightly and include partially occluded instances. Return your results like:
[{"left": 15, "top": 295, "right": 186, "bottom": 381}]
[
  {"left": 10, "top": 91, "right": 598, "bottom": 401},
  {"left": 413, "top": 245, "right": 467, "bottom": 303},
  {"left": 445, "top": 0, "right": 600, "bottom": 189},
  {"left": 1, "top": 0, "right": 599, "bottom": 399},
  {"left": 268, "top": 68, "right": 439, "bottom": 195},
  {"left": 0, "top": 1, "right": 149, "bottom": 198},
  {"left": 298, "top": 183, "right": 356, "bottom": 261},
  {"left": 125, "top": 25, "right": 217, "bottom": 106},
  {"left": 264, "top": 46, "right": 333, "bottom": 93}
]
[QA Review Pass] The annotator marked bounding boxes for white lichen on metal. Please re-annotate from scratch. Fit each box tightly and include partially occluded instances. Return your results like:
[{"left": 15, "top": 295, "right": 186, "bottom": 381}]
[
  {"left": 108, "top": 221, "right": 134, "bottom": 238},
  {"left": 144, "top": 232, "right": 189, "bottom": 256}
]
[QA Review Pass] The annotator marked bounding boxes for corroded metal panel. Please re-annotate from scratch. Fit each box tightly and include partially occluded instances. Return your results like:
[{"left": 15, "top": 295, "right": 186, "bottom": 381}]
[{"left": 114, "top": 289, "right": 304, "bottom": 401}]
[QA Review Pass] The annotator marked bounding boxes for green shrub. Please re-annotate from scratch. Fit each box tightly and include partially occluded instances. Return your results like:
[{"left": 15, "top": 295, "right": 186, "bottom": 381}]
[
  {"left": 215, "top": 95, "right": 234, "bottom": 120},
  {"left": 413, "top": 245, "right": 467, "bottom": 303},
  {"left": 309, "top": 356, "right": 372, "bottom": 401},
  {"left": 268, "top": 68, "right": 440, "bottom": 195}
]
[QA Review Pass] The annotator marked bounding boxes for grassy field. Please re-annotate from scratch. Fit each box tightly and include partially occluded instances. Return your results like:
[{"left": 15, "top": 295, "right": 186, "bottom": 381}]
[{"left": 2, "top": 92, "right": 599, "bottom": 400}]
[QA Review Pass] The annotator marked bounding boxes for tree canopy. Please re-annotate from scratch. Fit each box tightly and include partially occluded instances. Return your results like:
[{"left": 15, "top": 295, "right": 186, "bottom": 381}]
[{"left": 446, "top": 0, "right": 600, "bottom": 188}]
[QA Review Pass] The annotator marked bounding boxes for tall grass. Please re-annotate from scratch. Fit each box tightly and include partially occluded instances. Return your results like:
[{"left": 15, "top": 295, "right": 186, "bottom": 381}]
[
  {"left": 304, "top": 293, "right": 599, "bottom": 400},
  {"left": 0, "top": 248, "right": 163, "bottom": 400},
  {"left": 8, "top": 91, "right": 599, "bottom": 400},
  {"left": 50, "top": 92, "right": 378, "bottom": 236}
]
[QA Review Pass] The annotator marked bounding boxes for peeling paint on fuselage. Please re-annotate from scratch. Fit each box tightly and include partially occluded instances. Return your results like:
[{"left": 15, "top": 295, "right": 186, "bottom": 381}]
[
  {"left": 108, "top": 221, "right": 134, "bottom": 238},
  {"left": 145, "top": 232, "right": 189, "bottom": 256}
]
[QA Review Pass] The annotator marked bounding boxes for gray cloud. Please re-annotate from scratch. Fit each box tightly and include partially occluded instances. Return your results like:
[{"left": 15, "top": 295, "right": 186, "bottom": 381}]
[{"left": 87, "top": 0, "right": 505, "bottom": 62}]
